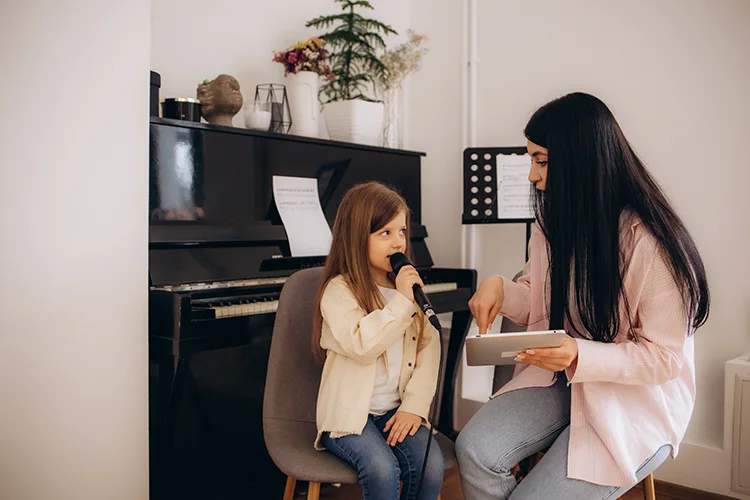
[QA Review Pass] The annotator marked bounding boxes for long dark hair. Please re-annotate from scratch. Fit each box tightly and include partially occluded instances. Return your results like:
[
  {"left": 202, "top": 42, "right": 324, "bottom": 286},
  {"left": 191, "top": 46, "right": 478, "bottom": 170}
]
[{"left": 524, "top": 92, "right": 709, "bottom": 342}]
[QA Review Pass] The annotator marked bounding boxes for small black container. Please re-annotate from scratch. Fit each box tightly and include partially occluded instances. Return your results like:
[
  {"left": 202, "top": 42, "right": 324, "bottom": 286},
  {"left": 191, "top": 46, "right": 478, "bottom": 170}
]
[
  {"left": 150, "top": 71, "right": 161, "bottom": 117},
  {"left": 161, "top": 97, "right": 201, "bottom": 122}
]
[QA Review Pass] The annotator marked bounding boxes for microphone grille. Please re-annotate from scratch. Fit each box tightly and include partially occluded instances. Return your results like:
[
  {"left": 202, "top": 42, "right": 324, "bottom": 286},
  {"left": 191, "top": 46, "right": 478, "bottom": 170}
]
[{"left": 389, "top": 252, "right": 411, "bottom": 274}]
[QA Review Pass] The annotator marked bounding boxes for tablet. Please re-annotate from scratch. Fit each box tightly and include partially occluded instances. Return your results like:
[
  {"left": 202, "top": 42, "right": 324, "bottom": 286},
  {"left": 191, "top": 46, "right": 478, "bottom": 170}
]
[{"left": 465, "top": 329, "right": 568, "bottom": 366}]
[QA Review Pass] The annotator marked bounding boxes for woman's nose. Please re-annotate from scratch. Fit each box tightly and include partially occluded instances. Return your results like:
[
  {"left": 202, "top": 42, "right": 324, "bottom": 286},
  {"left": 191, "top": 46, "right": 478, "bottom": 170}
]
[{"left": 528, "top": 167, "right": 541, "bottom": 184}]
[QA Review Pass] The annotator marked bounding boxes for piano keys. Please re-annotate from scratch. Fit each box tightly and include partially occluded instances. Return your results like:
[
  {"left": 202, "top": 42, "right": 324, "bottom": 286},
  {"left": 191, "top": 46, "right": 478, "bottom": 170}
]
[
  {"left": 148, "top": 116, "right": 476, "bottom": 499},
  {"left": 153, "top": 277, "right": 459, "bottom": 320}
]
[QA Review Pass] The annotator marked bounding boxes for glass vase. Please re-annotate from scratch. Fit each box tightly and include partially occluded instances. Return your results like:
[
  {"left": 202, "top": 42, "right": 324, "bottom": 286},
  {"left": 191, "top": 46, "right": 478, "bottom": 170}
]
[{"left": 381, "top": 86, "right": 401, "bottom": 149}]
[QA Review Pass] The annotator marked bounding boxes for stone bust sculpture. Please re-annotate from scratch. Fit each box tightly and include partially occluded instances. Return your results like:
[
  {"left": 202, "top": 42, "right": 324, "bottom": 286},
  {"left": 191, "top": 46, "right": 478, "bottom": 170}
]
[{"left": 197, "top": 74, "right": 243, "bottom": 126}]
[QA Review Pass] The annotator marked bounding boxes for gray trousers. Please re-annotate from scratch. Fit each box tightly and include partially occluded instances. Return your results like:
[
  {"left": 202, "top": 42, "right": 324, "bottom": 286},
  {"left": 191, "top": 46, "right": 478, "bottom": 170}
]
[{"left": 455, "top": 376, "right": 671, "bottom": 499}]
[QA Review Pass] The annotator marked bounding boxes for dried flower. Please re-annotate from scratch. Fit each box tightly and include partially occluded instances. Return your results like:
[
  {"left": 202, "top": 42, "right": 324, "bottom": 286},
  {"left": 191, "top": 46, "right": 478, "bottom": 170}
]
[
  {"left": 273, "top": 37, "right": 335, "bottom": 81},
  {"left": 378, "top": 30, "right": 428, "bottom": 91}
]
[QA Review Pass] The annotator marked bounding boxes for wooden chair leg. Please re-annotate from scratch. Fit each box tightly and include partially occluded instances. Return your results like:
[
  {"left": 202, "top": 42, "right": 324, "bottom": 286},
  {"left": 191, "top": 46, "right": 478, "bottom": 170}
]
[
  {"left": 307, "top": 481, "right": 321, "bottom": 500},
  {"left": 282, "top": 476, "right": 296, "bottom": 500},
  {"left": 643, "top": 473, "right": 656, "bottom": 500}
]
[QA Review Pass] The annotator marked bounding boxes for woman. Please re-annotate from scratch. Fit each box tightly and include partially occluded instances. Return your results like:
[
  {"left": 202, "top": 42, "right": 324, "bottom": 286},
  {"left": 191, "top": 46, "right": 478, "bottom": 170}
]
[{"left": 456, "top": 92, "right": 710, "bottom": 499}]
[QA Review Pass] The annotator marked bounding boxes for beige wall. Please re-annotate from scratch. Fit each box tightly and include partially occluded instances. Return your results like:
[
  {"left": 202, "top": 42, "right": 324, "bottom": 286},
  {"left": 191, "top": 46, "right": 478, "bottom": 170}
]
[{"left": 0, "top": 1, "right": 151, "bottom": 499}]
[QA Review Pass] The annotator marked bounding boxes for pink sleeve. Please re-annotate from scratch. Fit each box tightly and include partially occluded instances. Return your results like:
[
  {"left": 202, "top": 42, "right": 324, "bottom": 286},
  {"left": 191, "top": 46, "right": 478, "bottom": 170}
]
[
  {"left": 568, "top": 248, "right": 690, "bottom": 385},
  {"left": 498, "top": 224, "right": 544, "bottom": 326},
  {"left": 499, "top": 272, "right": 531, "bottom": 326}
]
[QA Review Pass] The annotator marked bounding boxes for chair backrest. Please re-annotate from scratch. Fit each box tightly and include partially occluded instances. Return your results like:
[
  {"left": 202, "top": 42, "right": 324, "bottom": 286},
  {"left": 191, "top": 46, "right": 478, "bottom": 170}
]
[{"left": 263, "top": 266, "right": 325, "bottom": 423}]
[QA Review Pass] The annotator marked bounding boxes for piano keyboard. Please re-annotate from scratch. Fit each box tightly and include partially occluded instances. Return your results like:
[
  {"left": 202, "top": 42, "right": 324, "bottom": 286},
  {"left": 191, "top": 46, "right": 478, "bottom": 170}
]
[
  {"left": 151, "top": 277, "right": 288, "bottom": 293},
  {"left": 200, "top": 282, "right": 458, "bottom": 320},
  {"left": 423, "top": 282, "right": 458, "bottom": 294},
  {"left": 211, "top": 300, "right": 279, "bottom": 319}
]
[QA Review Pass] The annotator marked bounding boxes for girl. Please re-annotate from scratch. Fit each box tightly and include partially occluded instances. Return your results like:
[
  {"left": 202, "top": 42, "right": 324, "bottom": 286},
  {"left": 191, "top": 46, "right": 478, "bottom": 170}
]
[
  {"left": 312, "top": 182, "right": 445, "bottom": 500},
  {"left": 457, "top": 92, "right": 710, "bottom": 499}
]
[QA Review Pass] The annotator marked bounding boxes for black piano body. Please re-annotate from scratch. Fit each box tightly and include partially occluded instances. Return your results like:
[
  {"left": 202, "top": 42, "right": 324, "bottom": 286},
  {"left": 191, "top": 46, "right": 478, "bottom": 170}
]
[{"left": 148, "top": 117, "right": 476, "bottom": 499}]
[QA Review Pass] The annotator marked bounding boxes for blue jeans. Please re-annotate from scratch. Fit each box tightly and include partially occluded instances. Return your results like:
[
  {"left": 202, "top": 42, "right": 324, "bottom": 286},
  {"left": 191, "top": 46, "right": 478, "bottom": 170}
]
[
  {"left": 320, "top": 408, "right": 445, "bottom": 500},
  {"left": 456, "top": 376, "right": 671, "bottom": 499}
]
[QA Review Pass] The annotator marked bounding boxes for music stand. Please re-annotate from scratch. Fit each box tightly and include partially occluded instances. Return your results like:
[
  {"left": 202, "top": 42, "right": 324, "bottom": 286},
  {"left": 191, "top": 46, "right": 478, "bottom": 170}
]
[{"left": 462, "top": 147, "right": 534, "bottom": 259}]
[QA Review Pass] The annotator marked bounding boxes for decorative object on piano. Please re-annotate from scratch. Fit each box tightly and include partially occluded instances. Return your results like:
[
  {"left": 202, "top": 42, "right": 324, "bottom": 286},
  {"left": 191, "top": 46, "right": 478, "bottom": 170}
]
[
  {"left": 286, "top": 71, "right": 320, "bottom": 137},
  {"left": 273, "top": 37, "right": 335, "bottom": 138},
  {"left": 272, "top": 37, "right": 334, "bottom": 80},
  {"left": 255, "top": 84, "right": 292, "bottom": 134},
  {"left": 377, "top": 31, "right": 429, "bottom": 149},
  {"left": 196, "top": 74, "right": 243, "bottom": 127},
  {"left": 244, "top": 99, "right": 272, "bottom": 131},
  {"left": 306, "top": 0, "right": 396, "bottom": 146},
  {"left": 160, "top": 97, "right": 201, "bottom": 122},
  {"left": 150, "top": 70, "right": 161, "bottom": 117}
]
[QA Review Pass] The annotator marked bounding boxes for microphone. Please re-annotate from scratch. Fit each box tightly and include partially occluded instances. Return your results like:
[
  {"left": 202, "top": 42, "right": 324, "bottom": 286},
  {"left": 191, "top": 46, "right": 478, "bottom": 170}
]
[
  {"left": 389, "top": 252, "right": 442, "bottom": 333},
  {"left": 389, "top": 251, "right": 444, "bottom": 498}
]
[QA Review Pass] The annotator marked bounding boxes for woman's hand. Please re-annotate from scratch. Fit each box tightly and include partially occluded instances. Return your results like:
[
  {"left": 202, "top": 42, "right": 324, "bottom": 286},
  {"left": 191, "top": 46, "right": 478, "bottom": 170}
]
[
  {"left": 516, "top": 336, "right": 579, "bottom": 372},
  {"left": 468, "top": 275, "right": 505, "bottom": 334},
  {"left": 383, "top": 411, "right": 422, "bottom": 446},
  {"left": 395, "top": 265, "right": 424, "bottom": 303}
]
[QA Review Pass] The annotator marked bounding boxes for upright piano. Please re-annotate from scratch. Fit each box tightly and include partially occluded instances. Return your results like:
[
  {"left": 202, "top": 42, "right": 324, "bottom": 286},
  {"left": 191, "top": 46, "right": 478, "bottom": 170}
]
[{"left": 148, "top": 117, "right": 476, "bottom": 499}]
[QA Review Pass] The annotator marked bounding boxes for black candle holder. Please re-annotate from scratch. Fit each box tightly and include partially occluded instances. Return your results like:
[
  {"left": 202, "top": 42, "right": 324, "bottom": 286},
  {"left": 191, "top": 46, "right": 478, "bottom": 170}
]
[{"left": 255, "top": 84, "right": 292, "bottom": 134}]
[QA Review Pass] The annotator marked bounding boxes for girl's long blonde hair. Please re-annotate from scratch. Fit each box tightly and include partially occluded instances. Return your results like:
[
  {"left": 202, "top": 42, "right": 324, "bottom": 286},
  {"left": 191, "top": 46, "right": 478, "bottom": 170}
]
[{"left": 311, "top": 181, "right": 422, "bottom": 362}]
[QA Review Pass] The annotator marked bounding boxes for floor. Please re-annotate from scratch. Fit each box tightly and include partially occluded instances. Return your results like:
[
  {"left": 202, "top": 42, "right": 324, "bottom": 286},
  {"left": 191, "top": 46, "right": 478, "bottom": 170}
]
[{"left": 293, "top": 467, "right": 652, "bottom": 499}]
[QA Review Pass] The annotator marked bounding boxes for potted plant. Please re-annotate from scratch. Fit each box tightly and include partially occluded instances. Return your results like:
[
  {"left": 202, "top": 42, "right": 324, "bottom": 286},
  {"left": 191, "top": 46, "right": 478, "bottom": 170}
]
[
  {"left": 272, "top": 37, "right": 335, "bottom": 137},
  {"left": 306, "top": 0, "right": 396, "bottom": 145}
]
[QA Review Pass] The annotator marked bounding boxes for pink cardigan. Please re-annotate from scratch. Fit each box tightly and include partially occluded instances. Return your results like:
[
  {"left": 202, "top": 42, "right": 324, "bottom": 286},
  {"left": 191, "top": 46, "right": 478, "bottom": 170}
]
[{"left": 493, "top": 212, "right": 695, "bottom": 488}]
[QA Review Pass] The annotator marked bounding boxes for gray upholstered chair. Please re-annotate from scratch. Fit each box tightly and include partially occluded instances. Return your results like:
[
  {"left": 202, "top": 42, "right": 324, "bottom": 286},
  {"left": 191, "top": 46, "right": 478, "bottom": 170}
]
[{"left": 263, "top": 267, "right": 456, "bottom": 500}]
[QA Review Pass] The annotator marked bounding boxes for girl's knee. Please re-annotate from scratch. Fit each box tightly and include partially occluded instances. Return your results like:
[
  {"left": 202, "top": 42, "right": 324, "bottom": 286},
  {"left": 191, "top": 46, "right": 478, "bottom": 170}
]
[
  {"left": 423, "top": 446, "right": 445, "bottom": 487},
  {"left": 362, "top": 452, "right": 400, "bottom": 487}
]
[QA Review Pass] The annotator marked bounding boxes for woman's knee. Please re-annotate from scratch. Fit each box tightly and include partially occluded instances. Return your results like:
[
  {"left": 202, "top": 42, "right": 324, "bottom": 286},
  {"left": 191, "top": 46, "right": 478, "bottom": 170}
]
[
  {"left": 456, "top": 418, "right": 512, "bottom": 474},
  {"left": 456, "top": 421, "right": 486, "bottom": 465}
]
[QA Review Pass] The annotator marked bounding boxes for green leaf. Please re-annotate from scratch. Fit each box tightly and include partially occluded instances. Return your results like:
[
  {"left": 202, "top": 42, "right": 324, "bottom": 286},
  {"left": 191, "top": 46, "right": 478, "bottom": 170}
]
[
  {"left": 306, "top": 0, "right": 397, "bottom": 102},
  {"left": 305, "top": 14, "right": 350, "bottom": 29}
]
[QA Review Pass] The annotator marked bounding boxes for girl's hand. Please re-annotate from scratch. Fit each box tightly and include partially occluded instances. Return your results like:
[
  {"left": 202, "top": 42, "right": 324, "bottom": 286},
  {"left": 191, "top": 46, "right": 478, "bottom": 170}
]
[
  {"left": 395, "top": 265, "right": 424, "bottom": 303},
  {"left": 468, "top": 275, "right": 505, "bottom": 334},
  {"left": 515, "top": 336, "right": 579, "bottom": 372},
  {"left": 383, "top": 411, "right": 422, "bottom": 446}
]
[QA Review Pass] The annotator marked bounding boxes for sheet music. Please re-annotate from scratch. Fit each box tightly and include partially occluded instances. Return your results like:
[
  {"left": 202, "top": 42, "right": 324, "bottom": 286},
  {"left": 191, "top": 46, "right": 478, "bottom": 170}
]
[
  {"left": 272, "top": 175, "right": 332, "bottom": 257},
  {"left": 496, "top": 153, "right": 534, "bottom": 219}
]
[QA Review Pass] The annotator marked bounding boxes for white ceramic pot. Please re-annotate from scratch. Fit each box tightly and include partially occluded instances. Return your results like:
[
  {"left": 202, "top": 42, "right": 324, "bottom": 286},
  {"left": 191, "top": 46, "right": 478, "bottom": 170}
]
[
  {"left": 323, "top": 99, "right": 384, "bottom": 146},
  {"left": 286, "top": 71, "right": 320, "bottom": 138}
]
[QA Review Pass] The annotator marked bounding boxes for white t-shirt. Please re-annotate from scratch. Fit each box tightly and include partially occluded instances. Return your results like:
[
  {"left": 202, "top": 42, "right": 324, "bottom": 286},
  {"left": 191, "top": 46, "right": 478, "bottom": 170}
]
[{"left": 369, "top": 285, "right": 405, "bottom": 415}]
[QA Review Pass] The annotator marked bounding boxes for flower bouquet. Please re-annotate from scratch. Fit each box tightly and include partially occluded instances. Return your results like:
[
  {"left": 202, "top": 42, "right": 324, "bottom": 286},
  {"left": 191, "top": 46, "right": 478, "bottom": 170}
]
[{"left": 273, "top": 37, "right": 335, "bottom": 81}]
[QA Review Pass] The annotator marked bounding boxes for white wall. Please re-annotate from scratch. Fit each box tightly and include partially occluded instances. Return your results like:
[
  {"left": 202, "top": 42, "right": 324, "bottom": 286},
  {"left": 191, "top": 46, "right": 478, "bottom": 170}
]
[
  {"left": 408, "top": 0, "right": 464, "bottom": 268},
  {"left": 151, "top": 0, "right": 412, "bottom": 128},
  {"left": 461, "top": 0, "right": 750, "bottom": 496},
  {"left": 0, "top": 2, "right": 151, "bottom": 499}
]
